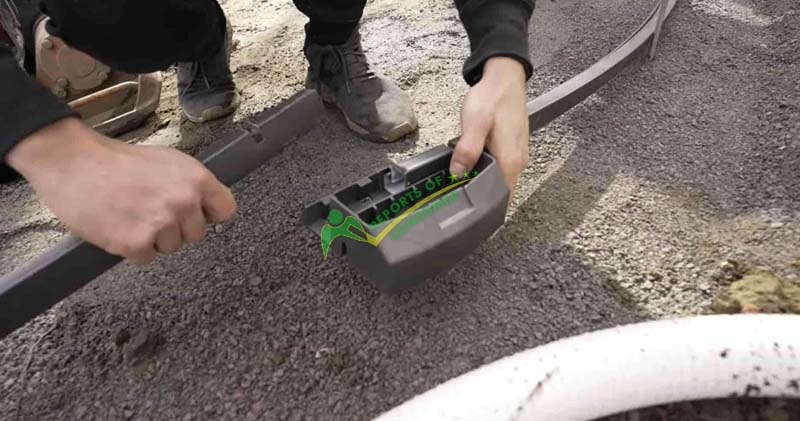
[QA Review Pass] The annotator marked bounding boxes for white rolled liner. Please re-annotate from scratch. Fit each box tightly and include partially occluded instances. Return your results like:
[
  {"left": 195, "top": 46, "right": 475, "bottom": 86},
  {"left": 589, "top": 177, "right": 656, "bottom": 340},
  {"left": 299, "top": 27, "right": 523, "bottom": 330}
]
[{"left": 374, "top": 315, "right": 800, "bottom": 421}]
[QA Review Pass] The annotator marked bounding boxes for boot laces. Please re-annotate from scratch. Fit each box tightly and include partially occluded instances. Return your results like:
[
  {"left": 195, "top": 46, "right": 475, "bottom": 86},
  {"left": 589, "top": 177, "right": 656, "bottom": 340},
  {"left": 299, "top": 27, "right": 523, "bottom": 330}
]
[
  {"left": 179, "top": 58, "right": 225, "bottom": 97},
  {"left": 310, "top": 43, "right": 374, "bottom": 95}
]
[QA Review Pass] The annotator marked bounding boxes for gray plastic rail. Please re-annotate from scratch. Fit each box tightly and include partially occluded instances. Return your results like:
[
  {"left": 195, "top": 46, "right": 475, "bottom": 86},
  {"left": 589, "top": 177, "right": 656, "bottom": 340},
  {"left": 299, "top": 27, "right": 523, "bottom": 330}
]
[{"left": 0, "top": 0, "right": 676, "bottom": 337}]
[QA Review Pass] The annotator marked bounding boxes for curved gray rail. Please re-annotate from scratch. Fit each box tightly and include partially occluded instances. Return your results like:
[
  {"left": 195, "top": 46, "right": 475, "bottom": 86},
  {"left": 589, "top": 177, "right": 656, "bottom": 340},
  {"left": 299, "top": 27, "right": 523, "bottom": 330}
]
[
  {"left": 528, "top": 0, "right": 676, "bottom": 130},
  {"left": 0, "top": 0, "right": 676, "bottom": 339}
]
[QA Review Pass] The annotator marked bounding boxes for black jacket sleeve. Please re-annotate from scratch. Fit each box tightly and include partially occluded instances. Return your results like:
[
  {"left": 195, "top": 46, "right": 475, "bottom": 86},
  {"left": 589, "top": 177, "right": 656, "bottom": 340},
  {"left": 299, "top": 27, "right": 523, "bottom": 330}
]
[
  {"left": 0, "top": 45, "right": 78, "bottom": 183},
  {"left": 455, "top": 0, "right": 535, "bottom": 86}
]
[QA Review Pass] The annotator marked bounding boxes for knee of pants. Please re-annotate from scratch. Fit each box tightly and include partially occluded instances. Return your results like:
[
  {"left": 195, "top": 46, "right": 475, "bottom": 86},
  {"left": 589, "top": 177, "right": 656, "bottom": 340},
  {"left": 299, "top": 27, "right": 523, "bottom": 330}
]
[{"left": 39, "top": 0, "right": 226, "bottom": 73}]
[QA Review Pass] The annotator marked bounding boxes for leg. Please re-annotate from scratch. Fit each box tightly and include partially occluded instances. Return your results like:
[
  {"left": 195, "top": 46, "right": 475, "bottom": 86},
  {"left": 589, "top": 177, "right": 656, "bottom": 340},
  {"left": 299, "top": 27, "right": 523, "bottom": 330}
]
[
  {"left": 40, "top": 0, "right": 226, "bottom": 73},
  {"left": 294, "top": 0, "right": 417, "bottom": 143},
  {"left": 293, "top": 0, "right": 366, "bottom": 45},
  {"left": 40, "top": 0, "right": 238, "bottom": 123}
]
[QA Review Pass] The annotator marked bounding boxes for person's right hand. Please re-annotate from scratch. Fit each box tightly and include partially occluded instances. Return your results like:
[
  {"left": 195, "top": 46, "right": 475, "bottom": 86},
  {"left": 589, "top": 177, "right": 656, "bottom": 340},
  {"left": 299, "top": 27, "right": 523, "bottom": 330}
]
[{"left": 6, "top": 117, "right": 237, "bottom": 265}]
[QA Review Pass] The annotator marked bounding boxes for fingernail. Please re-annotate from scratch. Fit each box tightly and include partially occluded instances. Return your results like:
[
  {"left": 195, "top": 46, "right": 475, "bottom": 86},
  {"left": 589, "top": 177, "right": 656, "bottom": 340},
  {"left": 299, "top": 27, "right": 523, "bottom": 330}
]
[{"left": 449, "top": 163, "right": 465, "bottom": 179}]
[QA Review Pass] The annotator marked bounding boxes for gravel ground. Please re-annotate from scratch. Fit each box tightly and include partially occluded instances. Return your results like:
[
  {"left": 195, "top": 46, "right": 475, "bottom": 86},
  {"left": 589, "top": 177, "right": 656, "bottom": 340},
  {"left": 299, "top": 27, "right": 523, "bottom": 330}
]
[{"left": 1, "top": 0, "right": 799, "bottom": 419}]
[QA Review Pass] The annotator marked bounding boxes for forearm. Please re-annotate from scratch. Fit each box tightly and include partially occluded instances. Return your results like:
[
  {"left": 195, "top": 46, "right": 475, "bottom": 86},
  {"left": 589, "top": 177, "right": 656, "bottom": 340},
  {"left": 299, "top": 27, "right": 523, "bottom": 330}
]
[
  {"left": 0, "top": 45, "right": 78, "bottom": 183},
  {"left": 454, "top": 0, "right": 535, "bottom": 85},
  {"left": 5, "top": 117, "right": 94, "bottom": 181}
]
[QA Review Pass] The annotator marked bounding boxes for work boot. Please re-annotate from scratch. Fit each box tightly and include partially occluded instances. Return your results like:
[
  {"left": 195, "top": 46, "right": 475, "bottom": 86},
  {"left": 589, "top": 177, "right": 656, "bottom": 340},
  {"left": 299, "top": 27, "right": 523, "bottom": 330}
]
[
  {"left": 304, "top": 25, "right": 417, "bottom": 143},
  {"left": 178, "top": 22, "right": 239, "bottom": 123}
]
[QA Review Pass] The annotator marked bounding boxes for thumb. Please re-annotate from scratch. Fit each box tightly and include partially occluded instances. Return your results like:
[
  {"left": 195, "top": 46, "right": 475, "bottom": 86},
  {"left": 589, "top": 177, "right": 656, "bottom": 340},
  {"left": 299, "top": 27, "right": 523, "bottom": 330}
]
[{"left": 451, "top": 103, "right": 492, "bottom": 178}]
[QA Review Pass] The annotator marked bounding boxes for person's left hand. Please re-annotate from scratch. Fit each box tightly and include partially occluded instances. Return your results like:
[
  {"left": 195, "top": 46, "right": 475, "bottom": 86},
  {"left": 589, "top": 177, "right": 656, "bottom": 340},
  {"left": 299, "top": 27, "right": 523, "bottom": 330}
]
[{"left": 450, "top": 56, "right": 529, "bottom": 198}]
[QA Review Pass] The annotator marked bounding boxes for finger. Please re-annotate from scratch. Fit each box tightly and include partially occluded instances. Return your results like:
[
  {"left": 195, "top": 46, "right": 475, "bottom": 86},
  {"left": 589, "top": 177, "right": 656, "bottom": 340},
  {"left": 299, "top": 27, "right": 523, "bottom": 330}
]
[
  {"left": 180, "top": 204, "right": 208, "bottom": 244},
  {"left": 452, "top": 101, "right": 493, "bottom": 178},
  {"left": 126, "top": 243, "right": 157, "bottom": 266},
  {"left": 154, "top": 224, "right": 183, "bottom": 254},
  {"left": 103, "top": 229, "right": 157, "bottom": 265},
  {"left": 488, "top": 131, "right": 528, "bottom": 193},
  {"left": 199, "top": 175, "right": 237, "bottom": 223}
]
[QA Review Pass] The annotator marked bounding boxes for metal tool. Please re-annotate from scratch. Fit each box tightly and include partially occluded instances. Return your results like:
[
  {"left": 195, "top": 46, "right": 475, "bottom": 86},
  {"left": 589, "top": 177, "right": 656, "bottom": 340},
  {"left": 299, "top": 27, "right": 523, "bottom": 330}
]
[{"left": 0, "top": 90, "right": 324, "bottom": 338}]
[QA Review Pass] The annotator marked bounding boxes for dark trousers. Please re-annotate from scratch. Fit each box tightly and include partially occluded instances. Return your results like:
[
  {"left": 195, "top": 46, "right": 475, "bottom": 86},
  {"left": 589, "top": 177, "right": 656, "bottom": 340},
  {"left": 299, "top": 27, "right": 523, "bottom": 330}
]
[{"left": 17, "top": 0, "right": 367, "bottom": 74}]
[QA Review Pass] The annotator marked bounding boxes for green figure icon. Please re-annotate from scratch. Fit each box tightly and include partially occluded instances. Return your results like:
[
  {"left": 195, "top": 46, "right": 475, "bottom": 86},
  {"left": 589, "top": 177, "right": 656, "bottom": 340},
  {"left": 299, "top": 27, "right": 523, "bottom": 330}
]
[{"left": 320, "top": 209, "right": 371, "bottom": 260}]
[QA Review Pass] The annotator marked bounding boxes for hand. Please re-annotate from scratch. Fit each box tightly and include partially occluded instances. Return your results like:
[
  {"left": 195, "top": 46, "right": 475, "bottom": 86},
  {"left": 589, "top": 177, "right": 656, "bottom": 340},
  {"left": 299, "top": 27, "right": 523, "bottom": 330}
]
[
  {"left": 7, "top": 117, "right": 237, "bottom": 265},
  {"left": 450, "top": 56, "right": 529, "bottom": 197}
]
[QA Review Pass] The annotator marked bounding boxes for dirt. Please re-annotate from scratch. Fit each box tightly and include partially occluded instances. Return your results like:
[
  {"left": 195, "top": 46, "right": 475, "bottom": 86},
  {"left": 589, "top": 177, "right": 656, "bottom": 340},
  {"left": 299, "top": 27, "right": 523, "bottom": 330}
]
[
  {"left": 1, "top": 0, "right": 799, "bottom": 419},
  {"left": 712, "top": 266, "right": 800, "bottom": 314}
]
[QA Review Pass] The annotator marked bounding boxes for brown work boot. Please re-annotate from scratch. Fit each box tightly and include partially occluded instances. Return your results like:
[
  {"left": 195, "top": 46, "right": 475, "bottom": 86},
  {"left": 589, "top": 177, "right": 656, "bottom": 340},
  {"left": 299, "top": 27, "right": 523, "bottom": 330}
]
[
  {"left": 304, "top": 25, "right": 418, "bottom": 143},
  {"left": 177, "top": 21, "right": 239, "bottom": 123}
]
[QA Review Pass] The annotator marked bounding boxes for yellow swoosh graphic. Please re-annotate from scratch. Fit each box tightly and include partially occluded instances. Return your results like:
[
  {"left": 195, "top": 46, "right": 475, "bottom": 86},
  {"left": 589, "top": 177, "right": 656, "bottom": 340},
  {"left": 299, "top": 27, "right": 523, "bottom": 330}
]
[{"left": 365, "top": 178, "right": 471, "bottom": 246}]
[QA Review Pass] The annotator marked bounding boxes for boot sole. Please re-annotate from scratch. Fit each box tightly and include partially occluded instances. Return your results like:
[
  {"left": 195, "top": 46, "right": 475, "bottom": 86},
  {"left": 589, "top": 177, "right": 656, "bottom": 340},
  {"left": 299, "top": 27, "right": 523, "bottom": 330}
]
[
  {"left": 182, "top": 92, "right": 241, "bottom": 124},
  {"left": 343, "top": 114, "right": 418, "bottom": 144}
]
